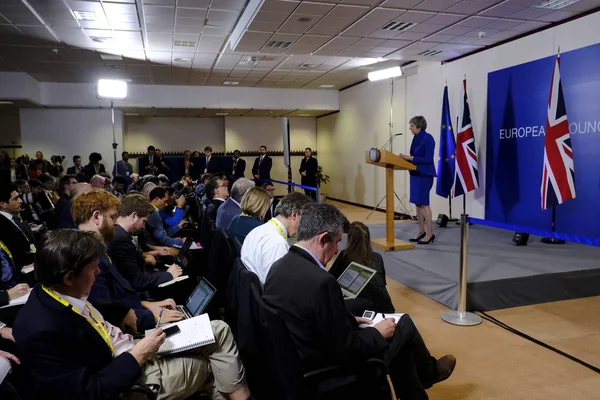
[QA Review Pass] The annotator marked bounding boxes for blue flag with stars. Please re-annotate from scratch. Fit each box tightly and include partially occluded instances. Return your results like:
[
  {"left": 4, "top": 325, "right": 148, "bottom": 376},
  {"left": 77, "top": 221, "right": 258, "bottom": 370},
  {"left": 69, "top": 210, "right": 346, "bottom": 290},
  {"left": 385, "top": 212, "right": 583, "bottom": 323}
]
[{"left": 436, "top": 86, "right": 456, "bottom": 198}]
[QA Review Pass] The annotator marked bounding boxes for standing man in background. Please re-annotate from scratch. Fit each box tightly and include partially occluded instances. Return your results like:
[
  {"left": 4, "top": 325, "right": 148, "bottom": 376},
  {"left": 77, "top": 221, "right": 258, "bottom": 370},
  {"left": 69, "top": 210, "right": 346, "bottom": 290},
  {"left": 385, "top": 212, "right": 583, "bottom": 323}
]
[
  {"left": 141, "top": 145, "right": 160, "bottom": 176},
  {"left": 154, "top": 148, "right": 171, "bottom": 176},
  {"left": 231, "top": 150, "right": 246, "bottom": 184},
  {"left": 66, "top": 155, "right": 86, "bottom": 182},
  {"left": 203, "top": 146, "right": 218, "bottom": 174},
  {"left": 113, "top": 151, "right": 134, "bottom": 185},
  {"left": 252, "top": 145, "right": 272, "bottom": 182},
  {"left": 299, "top": 147, "right": 318, "bottom": 200},
  {"left": 182, "top": 150, "right": 195, "bottom": 178}
]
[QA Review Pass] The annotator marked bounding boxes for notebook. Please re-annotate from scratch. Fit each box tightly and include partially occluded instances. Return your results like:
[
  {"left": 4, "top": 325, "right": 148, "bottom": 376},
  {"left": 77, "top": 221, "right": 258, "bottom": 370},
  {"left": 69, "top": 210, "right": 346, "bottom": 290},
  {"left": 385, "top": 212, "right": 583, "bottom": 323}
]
[
  {"left": 150, "top": 314, "right": 215, "bottom": 355},
  {"left": 358, "top": 312, "right": 404, "bottom": 329},
  {"left": 158, "top": 275, "right": 189, "bottom": 288},
  {"left": 337, "top": 262, "right": 377, "bottom": 299},
  {"left": 0, "top": 289, "right": 31, "bottom": 309}
]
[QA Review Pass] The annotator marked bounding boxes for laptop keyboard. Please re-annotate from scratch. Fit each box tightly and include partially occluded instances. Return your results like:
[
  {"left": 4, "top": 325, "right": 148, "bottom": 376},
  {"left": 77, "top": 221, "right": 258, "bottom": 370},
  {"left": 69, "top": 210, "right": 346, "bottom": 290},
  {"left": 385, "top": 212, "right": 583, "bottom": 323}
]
[{"left": 176, "top": 305, "right": 191, "bottom": 319}]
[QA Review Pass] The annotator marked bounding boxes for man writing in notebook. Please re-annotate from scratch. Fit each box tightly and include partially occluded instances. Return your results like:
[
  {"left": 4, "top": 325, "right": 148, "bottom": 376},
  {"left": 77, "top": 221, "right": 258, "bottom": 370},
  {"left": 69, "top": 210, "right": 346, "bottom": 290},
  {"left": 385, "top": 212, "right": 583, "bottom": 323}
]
[
  {"left": 263, "top": 202, "right": 456, "bottom": 400},
  {"left": 13, "top": 230, "right": 251, "bottom": 400}
]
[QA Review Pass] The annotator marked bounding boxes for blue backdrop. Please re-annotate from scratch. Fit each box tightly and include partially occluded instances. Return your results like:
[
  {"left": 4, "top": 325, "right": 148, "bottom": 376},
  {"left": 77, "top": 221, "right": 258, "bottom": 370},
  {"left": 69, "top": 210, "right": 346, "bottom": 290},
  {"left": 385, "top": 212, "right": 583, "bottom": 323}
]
[{"left": 486, "top": 42, "right": 600, "bottom": 239}]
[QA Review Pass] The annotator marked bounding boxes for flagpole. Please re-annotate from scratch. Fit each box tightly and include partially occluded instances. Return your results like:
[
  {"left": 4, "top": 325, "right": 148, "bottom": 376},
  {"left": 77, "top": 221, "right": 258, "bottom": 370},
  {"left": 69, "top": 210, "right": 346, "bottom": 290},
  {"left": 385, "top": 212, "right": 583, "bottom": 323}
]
[
  {"left": 541, "top": 206, "right": 565, "bottom": 244},
  {"left": 448, "top": 115, "right": 459, "bottom": 222}
]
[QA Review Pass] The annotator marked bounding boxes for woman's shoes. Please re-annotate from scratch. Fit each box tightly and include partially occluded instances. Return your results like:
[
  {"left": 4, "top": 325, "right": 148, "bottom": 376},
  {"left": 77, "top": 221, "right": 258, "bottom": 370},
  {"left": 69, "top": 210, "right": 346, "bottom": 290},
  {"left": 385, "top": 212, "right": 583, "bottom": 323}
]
[
  {"left": 418, "top": 234, "right": 436, "bottom": 245},
  {"left": 409, "top": 232, "right": 426, "bottom": 242}
]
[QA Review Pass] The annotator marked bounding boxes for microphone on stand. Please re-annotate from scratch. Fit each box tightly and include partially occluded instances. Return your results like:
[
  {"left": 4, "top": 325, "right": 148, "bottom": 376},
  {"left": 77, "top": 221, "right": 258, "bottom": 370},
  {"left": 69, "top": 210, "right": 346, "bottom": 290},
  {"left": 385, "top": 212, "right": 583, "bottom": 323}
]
[{"left": 381, "top": 133, "right": 403, "bottom": 151}]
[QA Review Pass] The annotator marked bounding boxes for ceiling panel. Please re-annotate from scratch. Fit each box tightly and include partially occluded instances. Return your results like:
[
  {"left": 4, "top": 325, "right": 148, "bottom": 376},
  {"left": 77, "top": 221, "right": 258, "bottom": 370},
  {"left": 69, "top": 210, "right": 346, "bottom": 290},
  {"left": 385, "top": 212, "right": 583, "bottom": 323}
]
[{"left": 0, "top": 0, "right": 595, "bottom": 89}]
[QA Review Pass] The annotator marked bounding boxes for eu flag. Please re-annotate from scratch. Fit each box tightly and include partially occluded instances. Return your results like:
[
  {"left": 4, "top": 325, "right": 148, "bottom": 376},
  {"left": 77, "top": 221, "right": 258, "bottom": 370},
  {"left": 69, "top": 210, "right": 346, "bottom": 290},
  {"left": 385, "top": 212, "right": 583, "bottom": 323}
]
[{"left": 436, "top": 86, "right": 456, "bottom": 198}]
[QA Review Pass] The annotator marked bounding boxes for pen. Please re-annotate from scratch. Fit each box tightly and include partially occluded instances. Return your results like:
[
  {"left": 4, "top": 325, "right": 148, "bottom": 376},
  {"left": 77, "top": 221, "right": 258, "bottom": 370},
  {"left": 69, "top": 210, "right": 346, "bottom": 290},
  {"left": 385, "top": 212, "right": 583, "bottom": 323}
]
[
  {"left": 156, "top": 308, "right": 164, "bottom": 328},
  {"left": 382, "top": 313, "right": 386, "bottom": 319}
]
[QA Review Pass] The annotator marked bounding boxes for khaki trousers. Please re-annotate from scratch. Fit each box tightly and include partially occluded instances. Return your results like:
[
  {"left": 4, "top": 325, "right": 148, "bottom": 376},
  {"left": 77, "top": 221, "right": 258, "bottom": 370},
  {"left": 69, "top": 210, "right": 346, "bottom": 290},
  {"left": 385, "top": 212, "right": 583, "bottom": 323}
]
[{"left": 130, "top": 320, "right": 246, "bottom": 400}]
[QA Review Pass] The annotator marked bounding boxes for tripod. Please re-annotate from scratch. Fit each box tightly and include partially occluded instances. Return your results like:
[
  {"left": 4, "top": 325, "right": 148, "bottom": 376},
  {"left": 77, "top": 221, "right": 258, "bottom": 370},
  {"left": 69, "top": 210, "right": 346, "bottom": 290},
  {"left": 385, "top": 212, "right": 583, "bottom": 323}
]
[{"left": 366, "top": 190, "right": 412, "bottom": 220}]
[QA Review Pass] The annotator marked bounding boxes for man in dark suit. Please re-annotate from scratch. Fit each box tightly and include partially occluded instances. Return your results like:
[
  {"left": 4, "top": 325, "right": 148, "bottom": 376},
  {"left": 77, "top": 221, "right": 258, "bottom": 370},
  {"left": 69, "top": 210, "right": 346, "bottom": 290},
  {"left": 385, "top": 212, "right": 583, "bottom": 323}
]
[
  {"left": 299, "top": 147, "right": 318, "bottom": 200},
  {"left": 66, "top": 155, "right": 87, "bottom": 182},
  {"left": 204, "top": 176, "right": 229, "bottom": 224},
  {"left": 54, "top": 175, "right": 78, "bottom": 229},
  {"left": 201, "top": 146, "right": 219, "bottom": 175},
  {"left": 140, "top": 145, "right": 161, "bottom": 176},
  {"left": 72, "top": 190, "right": 182, "bottom": 332},
  {"left": 216, "top": 178, "right": 254, "bottom": 230},
  {"left": 15, "top": 154, "right": 30, "bottom": 181},
  {"left": 0, "top": 185, "right": 36, "bottom": 268},
  {"left": 231, "top": 150, "right": 246, "bottom": 183},
  {"left": 12, "top": 229, "right": 250, "bottom": 400},
  {"left": 110, "top": 194, "right": 182, "bottom": 292},
  {"left": 252, "top": 145, "right": 272, "bottom": 181},
  {"left": 263, "top": 202, "right": 456, "bottom": 399},
  {"left": 262, "top": 181, "right": 279, "bottom": 221},
  {"left": 181, "top": 150, "right": 196, "bottom": 178}
]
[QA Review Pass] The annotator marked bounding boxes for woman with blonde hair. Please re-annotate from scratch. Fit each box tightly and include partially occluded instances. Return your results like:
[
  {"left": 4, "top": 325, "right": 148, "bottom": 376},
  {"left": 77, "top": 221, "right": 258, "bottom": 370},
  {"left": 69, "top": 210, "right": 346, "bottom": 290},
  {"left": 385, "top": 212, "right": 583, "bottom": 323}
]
[
  {"left": 330, "top": 221, "right": 395, "bottom": 312},
  {"left": 227, "top": 186, "right": 270, "bottom": 244}
]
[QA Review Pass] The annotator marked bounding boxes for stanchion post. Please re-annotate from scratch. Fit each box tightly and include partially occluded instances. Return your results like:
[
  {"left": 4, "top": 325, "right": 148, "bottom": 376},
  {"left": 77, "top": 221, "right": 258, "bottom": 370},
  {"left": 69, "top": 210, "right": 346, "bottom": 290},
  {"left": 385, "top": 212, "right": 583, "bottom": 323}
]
[
  {"left": 316, "top": 187, "right": 321, "bottom": 203},
  {"left": 442, "top": 214, "right": 483, "bottom": 326}
]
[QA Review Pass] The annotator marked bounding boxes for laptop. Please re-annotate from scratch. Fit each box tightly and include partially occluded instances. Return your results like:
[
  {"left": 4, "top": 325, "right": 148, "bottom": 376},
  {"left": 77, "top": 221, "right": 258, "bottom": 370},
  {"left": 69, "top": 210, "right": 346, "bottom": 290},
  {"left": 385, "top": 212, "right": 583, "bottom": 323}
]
[
  {"left": 337, "top": 262, "right": 377, "bottom": 299},
  {"left": 176, "top": 277, "right": 217, "bottom": 319},
  {"left": 176, "top": 238, "right": 194, "bottom": 267}
]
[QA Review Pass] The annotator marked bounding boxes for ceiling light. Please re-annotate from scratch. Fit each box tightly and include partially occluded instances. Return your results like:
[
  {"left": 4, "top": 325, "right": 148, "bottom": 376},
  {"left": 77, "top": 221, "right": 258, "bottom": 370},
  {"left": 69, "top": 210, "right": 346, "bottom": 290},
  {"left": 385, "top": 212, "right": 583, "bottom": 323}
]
[
  {"left": 174, "top": 57, "right": 192, "bottom": 62},
  {"left": 297, "top": 113, "right": 311, "bottom": 116},
  {"left": 368, "top": 66, "right": 403, "bottom": 81},
  {"left": 91, "top": 36, "right": 114, "bottom": 44},
  {"left": 0, "top": 101, "right": 14, "bottom": 104},
  {"left": 111, "top": 65, "right": 121, "bottom": 69},
  {"left": 73, "top": 11, "right": 96, "bottom": 21},
  {"left": 319, "top": 84, "right": 335, "bottom": 88},
  {"left": 535, "top": 0, "right": 581, "bottom": 9},
  {"left": 301, "top": 64, "right": 317, "bottom": 68},
  {"left": 297, "top": 17, "right": 312, "bottom": 22},
  {"left": 223, "top": 81, "right": 239, "bottom": 85},
  {"left": 97, "top": 79, "right": 128, "bottom": 100},
  {"left": 215, "top": 112, "right": 229, "bottom": 116},
  {"left": 125, "top": 113, "right": 139, "bottom": 116}
]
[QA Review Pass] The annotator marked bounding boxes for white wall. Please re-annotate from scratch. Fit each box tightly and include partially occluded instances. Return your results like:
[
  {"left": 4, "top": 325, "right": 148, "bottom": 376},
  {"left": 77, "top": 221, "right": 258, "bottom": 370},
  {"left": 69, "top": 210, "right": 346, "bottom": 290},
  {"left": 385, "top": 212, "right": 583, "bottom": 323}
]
[
  {"left": 124, "top": 117, "right": 225, "bottom": 153},
  {"left": 319, "top": 10, "right": 600, "bottom": 219},
  {"left": 226, "top": 116, "right": 317, "bottom": 196},
  {"left": 317, "top": 76, "right": 408, "bottom": 209},
  {"left": 20, "top": 109, "right": 124, "bottom": 176}
]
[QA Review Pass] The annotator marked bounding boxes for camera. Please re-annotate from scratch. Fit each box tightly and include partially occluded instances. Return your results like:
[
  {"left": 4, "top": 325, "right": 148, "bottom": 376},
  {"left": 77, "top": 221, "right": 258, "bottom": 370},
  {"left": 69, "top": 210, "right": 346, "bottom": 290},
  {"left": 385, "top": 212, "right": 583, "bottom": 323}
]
[{"left": 51, "top": 155, "right": 65, "bottom": 163}]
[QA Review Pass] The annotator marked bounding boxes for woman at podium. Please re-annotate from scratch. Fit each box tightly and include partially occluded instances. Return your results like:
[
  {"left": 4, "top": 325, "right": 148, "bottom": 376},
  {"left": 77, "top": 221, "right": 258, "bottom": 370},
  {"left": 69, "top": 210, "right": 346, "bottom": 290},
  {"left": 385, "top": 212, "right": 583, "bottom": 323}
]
[{"left": 399, "top": 116, "right": 437, "bottom": 244}]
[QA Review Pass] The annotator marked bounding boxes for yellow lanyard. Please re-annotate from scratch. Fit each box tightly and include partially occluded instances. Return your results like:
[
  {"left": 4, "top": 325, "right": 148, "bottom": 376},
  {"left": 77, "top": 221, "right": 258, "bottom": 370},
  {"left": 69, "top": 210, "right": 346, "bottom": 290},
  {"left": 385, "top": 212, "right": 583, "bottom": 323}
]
[
  {"left": 42, "top": 285, "right": 115, "bottom": 355},
  {"left": 268, "top": 219, "right": 286, "bottom": 239},
  {"left": 0, "top": 241, "right": 13, "bottom": 260}
]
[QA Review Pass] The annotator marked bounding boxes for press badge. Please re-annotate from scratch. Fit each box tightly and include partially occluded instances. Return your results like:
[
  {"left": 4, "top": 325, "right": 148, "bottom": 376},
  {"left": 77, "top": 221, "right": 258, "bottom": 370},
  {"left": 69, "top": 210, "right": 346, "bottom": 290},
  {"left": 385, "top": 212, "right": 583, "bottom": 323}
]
[{"left": 30, "top": 244, "right": 37, "bottom": 253}]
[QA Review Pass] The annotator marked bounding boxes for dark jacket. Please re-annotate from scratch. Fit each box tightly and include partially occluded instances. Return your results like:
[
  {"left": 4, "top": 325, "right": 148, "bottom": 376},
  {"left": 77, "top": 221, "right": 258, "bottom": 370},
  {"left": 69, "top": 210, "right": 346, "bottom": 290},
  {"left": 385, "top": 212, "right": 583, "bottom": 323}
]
[
  {"left": 66, "top": 165, "right": 88, "bottom": 182},
  {"left": 215, "top": 197, "right": 240, "bottom": 230},
  {"left": 299, "top": 156, "right": 318, "bottom": 188},
  {"left": 140, "top": 155, "right": 162, "bottom": 176},
  {"left": 201, "top": 156, "right": 219, "bottom": 175},
  {"left": 263, "top": 246, "right": 388, "bottom": 370},
  {"left": 227, "top": 214, "right": 263, "bottom": 244},
  {"left": 206, "top": 198, "right": 226, "bottom": 225},
  {"left": 13, "top": 285, "right": 142, "bottom": 400},
  {"left": 263, "top": 197, "right": 280, "bottom": 222},
  {"left": 109, "top": 225, "right": 171, "bottom": 292},
  {"left": 231, "top": 157, "right": 246, "bottom": 181},
  {"left": 0, "top": 215, "right": 36, "bottom": 267},
  {"left": 88, "top": 254, "right": 155, "bottom": 332},
  {"left": 54, "top": 194, "right": 76, "bottom": 229},
  {"left": 252, "top": 155, "right": 272, "bottom": 181},
  {"left": 82, "top": 163, "right": 106, "bottom": 180}
]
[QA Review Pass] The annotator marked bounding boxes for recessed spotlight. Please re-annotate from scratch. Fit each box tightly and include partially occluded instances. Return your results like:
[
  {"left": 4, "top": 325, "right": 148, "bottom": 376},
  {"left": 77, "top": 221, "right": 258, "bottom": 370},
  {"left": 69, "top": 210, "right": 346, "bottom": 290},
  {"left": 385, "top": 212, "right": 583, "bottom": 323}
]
[
  {"left": 91, "top": 36, "right": 113, "bottom": 44},
  {"left": 0, "top": 101, "right": 14, "bottom": 104},
  {"left": 125, "top": 113, "right": 139, "bottom": 116},
  {"left": 297, "top": 113, "right": 311, "bottom": 116},
  {"left": 174, "top": 57, "right": 191, "bottom": 62},
  {"left": 215, "top": 112, "right": 229, "bottom": 116},
  {"left": 74, "top": 11, "right": 96, "bottom": 21},
  {"left": 223, "top": 81, "right": 239, "bottom": 85},
  {"left": 301, "top": 64, "right": 317, "bottom": 68},
  {"left": 297, "top": 17, "right": 312, "bottom": 22},
  {"left": 111, "top": 65, "right": 121, "bottom": 69},
  {"left": 319, "top": 84, "right": 335, "bottom": 88}
]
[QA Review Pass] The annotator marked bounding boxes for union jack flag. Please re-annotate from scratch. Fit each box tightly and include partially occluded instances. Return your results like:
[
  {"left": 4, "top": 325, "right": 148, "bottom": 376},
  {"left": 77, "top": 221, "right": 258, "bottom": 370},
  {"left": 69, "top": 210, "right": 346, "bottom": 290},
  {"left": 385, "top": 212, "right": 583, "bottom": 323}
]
[
  {"left": 541, "top": 55, "right": 576, "bottom": 210},
  {"left": 453, "top": 79, "right": 479, "bottom": 197}
]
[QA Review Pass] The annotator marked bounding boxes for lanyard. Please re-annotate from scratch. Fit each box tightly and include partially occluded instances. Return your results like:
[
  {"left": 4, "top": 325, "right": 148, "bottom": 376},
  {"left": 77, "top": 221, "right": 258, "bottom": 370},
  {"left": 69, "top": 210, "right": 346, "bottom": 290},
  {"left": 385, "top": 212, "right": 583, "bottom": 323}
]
[
  {"left": 268, "top": 219, "right": 286, "bottom": 240},
  {"left": 42, "top": 285, "right": 115, "bottom": 354},
  {"left": 0, "top": 241, "right": 13, "bottom": 260}
]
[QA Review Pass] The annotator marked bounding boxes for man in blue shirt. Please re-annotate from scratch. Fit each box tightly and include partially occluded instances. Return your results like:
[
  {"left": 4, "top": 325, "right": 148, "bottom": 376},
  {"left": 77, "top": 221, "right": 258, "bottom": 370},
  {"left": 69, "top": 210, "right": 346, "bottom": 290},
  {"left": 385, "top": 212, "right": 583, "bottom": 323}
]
[{"left": 145, "top": 187, "right": 185, "bottom": 248}]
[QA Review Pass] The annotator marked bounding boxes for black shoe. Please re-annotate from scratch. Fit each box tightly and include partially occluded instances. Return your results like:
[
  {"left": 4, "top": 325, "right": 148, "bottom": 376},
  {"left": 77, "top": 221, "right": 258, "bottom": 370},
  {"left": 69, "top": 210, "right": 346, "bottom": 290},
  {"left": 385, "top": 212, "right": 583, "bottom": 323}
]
[
  {"left": 418, "top": 234, "right": 435, "bottom": 244},
  {"left": 409, "top": 232, "right": 426, "bottom": 242}
]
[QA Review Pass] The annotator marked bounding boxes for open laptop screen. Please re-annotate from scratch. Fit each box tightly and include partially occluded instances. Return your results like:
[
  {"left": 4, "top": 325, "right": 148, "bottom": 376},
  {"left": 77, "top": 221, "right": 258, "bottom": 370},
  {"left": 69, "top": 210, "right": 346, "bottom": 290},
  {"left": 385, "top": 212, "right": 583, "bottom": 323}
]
[
  {"left": 185, "top": 278, "right": 216, "bottom": 316},
  {"left": 337, "top": 262, "right": 377, "bottom": 299}
]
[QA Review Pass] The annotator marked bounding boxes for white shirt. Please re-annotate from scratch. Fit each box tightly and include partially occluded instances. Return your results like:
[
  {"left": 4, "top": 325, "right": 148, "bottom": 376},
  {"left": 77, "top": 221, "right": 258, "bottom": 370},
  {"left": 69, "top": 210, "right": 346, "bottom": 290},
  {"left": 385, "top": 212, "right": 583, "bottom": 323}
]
[
  {"left": 10, "top": 168, "right": 16, "bottom": 182},
  {"left": 61, "top": 293, "right": 134, "bottom": 357},
  {"left": 241, "top": 218, "right": 289, "bottom": 284}
]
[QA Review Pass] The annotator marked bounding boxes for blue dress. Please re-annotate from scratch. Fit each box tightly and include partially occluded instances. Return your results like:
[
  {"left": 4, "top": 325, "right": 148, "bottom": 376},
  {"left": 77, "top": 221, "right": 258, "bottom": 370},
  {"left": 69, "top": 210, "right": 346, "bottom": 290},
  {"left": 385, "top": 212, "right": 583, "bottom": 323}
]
[{"left": 408, "top": 131, "right": 436, "bottom": 206}]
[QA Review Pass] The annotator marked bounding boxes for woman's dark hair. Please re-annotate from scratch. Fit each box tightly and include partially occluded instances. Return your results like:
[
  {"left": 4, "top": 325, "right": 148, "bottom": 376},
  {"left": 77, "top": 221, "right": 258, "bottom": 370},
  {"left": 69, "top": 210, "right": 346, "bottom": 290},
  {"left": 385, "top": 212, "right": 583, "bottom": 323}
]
[
  {"left": 409, "top": 116, "right": 427, "bottom": 131},
  {"left": 89, "top": 152, "right": 102, "bottom": 163},
  {"left": 343, "top": 221, "right": 375, "bottom": 268},
  {"left": 35, "top": 230, "right": 105, "bottom": 286}
]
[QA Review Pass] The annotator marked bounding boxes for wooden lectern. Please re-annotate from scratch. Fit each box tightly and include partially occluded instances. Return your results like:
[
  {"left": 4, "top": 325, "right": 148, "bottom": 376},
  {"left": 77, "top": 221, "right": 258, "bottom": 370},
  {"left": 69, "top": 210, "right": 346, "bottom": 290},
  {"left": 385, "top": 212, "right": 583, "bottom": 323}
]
[{"left": 365, "top": 148, "right": 416, "bottom": 251}]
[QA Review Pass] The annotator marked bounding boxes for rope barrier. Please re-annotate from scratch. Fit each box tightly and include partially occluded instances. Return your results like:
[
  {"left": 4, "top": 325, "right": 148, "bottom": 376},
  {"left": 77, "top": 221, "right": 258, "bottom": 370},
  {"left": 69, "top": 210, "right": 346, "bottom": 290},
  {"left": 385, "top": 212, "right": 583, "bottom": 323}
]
[{"left": 259, "top": 179, "right": 318, "bottom": 192}]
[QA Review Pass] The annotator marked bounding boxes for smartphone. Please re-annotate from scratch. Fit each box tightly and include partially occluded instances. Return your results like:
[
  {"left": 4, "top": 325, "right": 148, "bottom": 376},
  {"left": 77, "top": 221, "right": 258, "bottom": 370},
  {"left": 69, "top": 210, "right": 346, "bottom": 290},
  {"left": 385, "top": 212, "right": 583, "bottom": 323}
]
[
  {"left": 163, "top": 325, "right": 181, "bottom": 338},
  {"left": 362, "top": 310, "right": 375, "bottom": 320}
]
